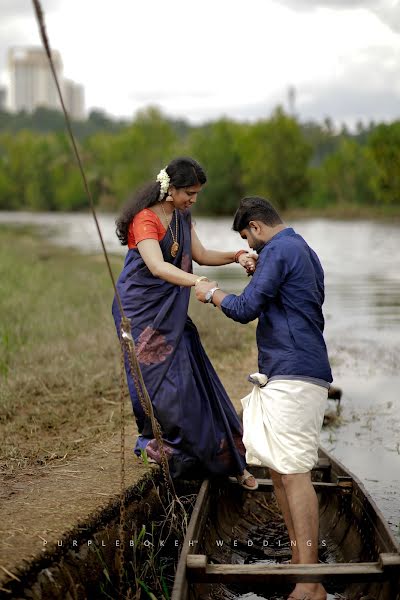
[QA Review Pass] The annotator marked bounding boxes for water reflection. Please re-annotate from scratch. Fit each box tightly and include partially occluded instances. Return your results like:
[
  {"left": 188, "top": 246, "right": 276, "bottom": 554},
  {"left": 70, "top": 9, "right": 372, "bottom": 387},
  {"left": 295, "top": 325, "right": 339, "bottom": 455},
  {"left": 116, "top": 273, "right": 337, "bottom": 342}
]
[{"left": 321, "top": 375, "right": 400, "bottom": 543}]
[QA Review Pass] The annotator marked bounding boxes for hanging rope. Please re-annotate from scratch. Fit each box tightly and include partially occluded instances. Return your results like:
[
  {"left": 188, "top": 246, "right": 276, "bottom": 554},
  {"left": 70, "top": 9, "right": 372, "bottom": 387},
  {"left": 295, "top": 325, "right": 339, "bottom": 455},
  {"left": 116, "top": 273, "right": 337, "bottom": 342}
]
[
  {"left": 30, "top": 1, "right": 188, "bottom": 594},
  {"left": 31, "top": 0, "right": 123, "bottom": 317}
]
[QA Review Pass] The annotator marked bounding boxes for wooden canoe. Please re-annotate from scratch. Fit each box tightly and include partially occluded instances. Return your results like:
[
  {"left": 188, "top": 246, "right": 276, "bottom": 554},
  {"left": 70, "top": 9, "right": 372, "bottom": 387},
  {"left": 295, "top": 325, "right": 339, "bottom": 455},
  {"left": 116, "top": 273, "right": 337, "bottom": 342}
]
[{"left": 172, "top": 448, "right": 400, "bottom": 600}]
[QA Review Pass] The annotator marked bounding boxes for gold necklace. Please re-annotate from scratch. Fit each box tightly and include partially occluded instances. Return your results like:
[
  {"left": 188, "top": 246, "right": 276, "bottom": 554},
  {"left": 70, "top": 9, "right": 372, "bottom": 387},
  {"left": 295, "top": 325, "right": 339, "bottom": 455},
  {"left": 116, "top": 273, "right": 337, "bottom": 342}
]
[{"left": 160, "top": 202, "right": 179, "bottom": 257}]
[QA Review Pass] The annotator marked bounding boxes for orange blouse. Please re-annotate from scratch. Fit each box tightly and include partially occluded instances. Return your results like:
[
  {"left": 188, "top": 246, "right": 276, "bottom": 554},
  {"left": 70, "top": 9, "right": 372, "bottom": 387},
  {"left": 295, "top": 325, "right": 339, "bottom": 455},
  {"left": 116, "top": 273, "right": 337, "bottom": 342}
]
[{"left": 128, "top": 209, "right": 166, "bottom": 249}]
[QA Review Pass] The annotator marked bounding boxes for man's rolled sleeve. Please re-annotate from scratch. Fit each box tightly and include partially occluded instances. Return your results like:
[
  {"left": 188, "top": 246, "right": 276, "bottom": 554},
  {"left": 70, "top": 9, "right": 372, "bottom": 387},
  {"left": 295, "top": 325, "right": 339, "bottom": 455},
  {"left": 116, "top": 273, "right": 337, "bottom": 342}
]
[{"left": 220, "top": 281, "right": 268, "bottom": 323}]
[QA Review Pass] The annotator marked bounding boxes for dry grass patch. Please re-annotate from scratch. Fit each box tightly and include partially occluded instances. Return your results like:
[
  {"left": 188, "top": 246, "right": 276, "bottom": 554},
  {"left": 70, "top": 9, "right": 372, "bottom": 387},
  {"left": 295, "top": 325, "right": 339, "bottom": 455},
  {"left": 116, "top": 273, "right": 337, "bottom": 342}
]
[{"left": 0, "top": 226, "right": 123, "bottom": 474}]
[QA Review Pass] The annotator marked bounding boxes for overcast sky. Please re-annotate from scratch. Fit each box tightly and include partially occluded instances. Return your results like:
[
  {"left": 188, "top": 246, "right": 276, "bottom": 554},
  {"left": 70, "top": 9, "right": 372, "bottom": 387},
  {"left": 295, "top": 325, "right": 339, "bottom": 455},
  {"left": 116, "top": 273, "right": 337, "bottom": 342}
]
[{"left": 0, "top": 0, "right": 399, "bottom": 126}]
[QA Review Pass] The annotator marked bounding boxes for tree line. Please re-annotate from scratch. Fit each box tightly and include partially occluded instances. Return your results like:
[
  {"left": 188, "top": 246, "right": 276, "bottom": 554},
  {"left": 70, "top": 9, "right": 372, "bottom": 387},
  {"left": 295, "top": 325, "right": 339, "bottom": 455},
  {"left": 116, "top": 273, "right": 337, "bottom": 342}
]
[{"left": 0, "top": 106, "right": 399, "bottom": 214}]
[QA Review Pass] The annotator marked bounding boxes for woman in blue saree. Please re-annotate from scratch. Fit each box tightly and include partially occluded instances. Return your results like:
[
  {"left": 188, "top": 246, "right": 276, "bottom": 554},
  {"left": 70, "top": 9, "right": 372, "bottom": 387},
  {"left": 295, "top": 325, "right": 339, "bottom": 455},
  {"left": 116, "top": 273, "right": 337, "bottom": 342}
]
[{"left": 112, "top": 157, "right": 257, "bottom": 488}]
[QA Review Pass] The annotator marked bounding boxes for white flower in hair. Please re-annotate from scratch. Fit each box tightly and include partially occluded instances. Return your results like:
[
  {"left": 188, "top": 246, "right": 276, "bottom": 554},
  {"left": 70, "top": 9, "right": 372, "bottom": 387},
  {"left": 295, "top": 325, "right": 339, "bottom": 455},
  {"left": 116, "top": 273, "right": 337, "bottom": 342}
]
[{"left": 156, "top": 168, "right": 170, "bottom": 200}]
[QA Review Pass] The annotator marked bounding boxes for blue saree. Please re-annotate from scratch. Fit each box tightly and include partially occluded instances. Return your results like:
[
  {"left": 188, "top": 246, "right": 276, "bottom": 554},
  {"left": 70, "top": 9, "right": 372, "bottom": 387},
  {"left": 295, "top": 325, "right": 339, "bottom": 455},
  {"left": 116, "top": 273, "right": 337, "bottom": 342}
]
[{"left": 112, "top": 209, "right": 246, "bottom": 478}]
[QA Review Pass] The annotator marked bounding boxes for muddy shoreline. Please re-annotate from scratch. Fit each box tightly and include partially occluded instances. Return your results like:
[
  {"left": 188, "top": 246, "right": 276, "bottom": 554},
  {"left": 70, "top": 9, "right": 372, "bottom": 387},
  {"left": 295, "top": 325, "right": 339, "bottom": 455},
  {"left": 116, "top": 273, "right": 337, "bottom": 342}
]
[{"left": 1, "top": 470, "right": 158, "bottom": 597}]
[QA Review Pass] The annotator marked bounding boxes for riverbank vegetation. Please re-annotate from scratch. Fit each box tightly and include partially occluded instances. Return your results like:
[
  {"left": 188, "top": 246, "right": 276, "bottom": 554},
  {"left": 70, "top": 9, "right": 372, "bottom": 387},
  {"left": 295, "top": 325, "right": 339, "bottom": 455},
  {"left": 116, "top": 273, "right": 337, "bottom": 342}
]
[
  {"left": 0, "top": 226, "right": 255, "bottom": 475},
  {"left": 0, "top": 106, "right": 399, "bottom": 216}
]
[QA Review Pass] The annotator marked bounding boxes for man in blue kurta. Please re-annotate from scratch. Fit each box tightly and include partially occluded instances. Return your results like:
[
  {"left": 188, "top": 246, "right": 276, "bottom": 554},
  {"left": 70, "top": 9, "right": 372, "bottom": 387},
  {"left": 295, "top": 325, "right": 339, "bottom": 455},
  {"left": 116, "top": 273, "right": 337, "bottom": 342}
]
[{"left": 195, "top": 196, "right": 331, "bottom": 600}]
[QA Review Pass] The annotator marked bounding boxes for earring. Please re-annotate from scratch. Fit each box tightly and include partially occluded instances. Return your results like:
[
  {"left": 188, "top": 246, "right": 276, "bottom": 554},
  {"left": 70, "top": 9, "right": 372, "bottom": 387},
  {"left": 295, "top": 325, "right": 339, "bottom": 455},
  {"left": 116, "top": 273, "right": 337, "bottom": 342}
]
[{"left": 166, "top": 194, "right": 173, "bottom": 202}]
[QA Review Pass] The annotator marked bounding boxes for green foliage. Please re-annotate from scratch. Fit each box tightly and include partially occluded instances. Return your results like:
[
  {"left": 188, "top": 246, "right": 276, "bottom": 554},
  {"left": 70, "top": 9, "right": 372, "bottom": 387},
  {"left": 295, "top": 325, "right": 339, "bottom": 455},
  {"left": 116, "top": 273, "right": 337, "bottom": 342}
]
[
  {"left": 0, "top": 105, "right": 399, "bottom": 214},
  {"left": 239, "top": 107, "right": 312, "bottom": 210},
  {"left": 85, "top": 106, "right": 178, "bottom": 209},
  {"left": 368, "top": 122, "right": 400, "bottom": 204},
  {"left": 301, "top": 118, "right": 343, "bottom": 166},
  {"left": 108, "top": 106, "right": 178, "bottom": 200},
  {"left": 187, "top": 119, "right": 245, "bottom": 215},
  {"left": 0, "top": 107, "right": 127, "bottom": 138},
  {"left": 0, "top": 132, "right": 57, "bottom": 210},
  {"left": 311, "top": 138, "right": 378, "bottom": 207}
]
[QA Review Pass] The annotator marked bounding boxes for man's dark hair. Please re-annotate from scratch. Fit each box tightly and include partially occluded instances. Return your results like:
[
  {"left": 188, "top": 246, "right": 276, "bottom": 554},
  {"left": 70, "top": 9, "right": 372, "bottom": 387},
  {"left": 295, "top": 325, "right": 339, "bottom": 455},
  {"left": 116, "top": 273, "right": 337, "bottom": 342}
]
[{"left": 232, "top": 196, "right": 283, "bottom": 232}]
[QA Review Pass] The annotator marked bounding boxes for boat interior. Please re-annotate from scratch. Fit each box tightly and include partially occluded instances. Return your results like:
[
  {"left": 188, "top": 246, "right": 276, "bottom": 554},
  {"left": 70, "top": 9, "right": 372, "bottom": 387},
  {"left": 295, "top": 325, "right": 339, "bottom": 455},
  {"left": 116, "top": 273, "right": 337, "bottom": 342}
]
[{"left": 172, "top": 451, "right": 400, "bottom": 600}]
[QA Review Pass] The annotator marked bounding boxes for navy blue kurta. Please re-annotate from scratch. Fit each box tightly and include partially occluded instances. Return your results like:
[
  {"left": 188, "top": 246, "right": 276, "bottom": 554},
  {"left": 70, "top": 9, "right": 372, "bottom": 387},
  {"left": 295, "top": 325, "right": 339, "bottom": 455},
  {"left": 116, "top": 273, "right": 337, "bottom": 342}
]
[{"left": 221, "top": 228, "right": 332, "bottom": 385}]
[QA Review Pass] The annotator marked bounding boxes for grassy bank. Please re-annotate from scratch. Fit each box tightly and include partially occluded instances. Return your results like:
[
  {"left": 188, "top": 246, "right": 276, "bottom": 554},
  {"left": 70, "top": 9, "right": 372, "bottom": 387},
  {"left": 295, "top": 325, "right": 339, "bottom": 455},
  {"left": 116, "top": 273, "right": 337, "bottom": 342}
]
[{"left": 0, "top": 225, "right": 255, "bottom": 475}]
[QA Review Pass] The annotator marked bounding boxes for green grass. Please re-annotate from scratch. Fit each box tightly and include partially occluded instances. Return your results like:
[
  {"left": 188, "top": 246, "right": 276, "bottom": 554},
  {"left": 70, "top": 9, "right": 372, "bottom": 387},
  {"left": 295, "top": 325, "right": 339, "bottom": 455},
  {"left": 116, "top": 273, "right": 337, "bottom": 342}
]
[{"left": 0, "top": 225, "right": 124, "bottom": 472}]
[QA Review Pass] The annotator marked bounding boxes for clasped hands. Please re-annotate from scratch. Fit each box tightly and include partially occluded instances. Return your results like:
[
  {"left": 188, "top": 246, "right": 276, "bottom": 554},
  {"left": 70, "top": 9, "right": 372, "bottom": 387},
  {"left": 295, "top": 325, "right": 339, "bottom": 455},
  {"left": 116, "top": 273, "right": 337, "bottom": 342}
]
[
  {"left": 238, "top": 252, "right": 258, "bottom": 275},
  {"left": 195, "top": 252, "right": 257, "bottom": 303}
]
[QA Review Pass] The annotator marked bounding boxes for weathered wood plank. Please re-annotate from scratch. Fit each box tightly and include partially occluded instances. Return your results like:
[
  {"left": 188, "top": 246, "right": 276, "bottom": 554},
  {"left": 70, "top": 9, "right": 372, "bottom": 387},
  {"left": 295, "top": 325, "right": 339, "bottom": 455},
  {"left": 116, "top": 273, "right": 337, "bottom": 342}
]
[
  {"left": 186, "top": 554, "right": 400, "bottom": 584},
  {"left": 312, "top": 457, "right": 331, "bottom": 471},
  {"left": 379, "top": 552, "right": 400, "bottom": 572},
  {"left": 231, "top": 478, "right": 350, "bottom": 493},
  {"left": 318, "top": 447, "right": 400, "bottom": 554},
  {"left": 171, "top": 481, "right": 210, "bottom": 600}
]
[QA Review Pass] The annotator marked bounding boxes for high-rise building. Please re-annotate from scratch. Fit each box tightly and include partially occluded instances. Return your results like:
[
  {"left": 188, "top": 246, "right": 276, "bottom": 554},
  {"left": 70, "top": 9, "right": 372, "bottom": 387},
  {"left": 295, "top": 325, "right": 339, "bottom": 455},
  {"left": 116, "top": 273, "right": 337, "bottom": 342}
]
[
  {"left": 63, "top": 79, "right": 85, "bottom": 121},
  {"left": 0, "top": 86, "right": 6, "bottom": 111},
  {"left": 8, "top": 46, "right": 85, "bottom": 119},
  {"left": 8, "top": 46, "right": 63, "bottom": 113}
]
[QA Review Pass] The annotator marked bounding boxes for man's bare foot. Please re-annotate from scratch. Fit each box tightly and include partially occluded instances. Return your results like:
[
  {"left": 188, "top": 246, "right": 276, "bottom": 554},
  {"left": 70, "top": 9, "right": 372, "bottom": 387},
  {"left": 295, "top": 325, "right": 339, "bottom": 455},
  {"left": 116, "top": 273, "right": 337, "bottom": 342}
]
[
  {"left": 287, "top": 582, "right": 327, "bottom": 600},
  {"left": 283, "top": 555, "right": 300, "bottom": 564}
]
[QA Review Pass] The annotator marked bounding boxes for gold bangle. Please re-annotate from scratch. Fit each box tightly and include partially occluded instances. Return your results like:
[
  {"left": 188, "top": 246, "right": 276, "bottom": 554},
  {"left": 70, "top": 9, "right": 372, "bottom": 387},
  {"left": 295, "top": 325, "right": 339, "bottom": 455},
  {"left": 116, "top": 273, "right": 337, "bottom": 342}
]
[{"left": 194, "top": 276, "right": 209, "bottom": 285}]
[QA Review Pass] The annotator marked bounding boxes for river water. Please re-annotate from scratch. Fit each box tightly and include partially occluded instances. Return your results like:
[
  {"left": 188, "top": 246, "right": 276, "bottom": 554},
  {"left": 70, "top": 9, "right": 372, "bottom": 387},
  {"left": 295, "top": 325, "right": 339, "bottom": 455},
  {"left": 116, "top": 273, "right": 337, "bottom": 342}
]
[{"left": 1, "top": 212, "right": 399, "bottom": 542}]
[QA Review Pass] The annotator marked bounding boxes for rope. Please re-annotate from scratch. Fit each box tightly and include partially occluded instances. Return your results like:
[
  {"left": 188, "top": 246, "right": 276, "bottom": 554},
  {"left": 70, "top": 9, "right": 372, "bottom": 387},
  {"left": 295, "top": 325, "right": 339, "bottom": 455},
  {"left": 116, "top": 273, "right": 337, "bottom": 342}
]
[
  {"left": 30, "top": 0, "right": 174, "bottom": 483},
  {"left": 118, "top": 344, "right": 128, "bottom": 596},
  {"left": 31, "top": 0, "right": 185, "bottom": 594},
  {"left": 120, "top": 318, "right": 176, "bottom": 490},
  {"left": 31, "top": 0, "right": 124, "bottom": 318}
]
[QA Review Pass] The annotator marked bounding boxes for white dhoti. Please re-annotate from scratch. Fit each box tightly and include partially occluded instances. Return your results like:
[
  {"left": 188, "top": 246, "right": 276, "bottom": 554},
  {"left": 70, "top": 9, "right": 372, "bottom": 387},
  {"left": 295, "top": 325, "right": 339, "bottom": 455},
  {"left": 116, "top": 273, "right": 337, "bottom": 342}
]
[{"left": 241, "top": 374, "right": 328, "bottom": 474}]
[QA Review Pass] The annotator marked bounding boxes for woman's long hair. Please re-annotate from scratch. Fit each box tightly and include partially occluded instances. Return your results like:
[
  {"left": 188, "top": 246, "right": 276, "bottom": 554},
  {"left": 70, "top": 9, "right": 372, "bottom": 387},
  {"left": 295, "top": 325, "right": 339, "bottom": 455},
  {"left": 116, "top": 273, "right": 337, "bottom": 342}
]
[{"left": 115, "top": 157, "right": 207, "bottom": 245}]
